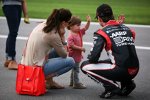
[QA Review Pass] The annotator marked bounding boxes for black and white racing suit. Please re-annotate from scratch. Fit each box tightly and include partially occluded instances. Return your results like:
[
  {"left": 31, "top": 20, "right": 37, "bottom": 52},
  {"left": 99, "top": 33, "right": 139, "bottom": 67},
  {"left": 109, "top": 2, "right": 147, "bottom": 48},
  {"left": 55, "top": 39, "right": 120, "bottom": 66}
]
[{"left": 81, "top": 20, "right": 139, "bottom": 89}]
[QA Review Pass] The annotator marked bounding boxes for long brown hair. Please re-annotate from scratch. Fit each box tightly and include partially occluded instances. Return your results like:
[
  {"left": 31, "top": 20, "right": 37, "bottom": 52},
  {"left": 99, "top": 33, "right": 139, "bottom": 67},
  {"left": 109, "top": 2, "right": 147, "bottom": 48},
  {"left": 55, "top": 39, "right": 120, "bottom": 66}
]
[{"left": 43, "top": 8, "right": 72, "bottom": 33}]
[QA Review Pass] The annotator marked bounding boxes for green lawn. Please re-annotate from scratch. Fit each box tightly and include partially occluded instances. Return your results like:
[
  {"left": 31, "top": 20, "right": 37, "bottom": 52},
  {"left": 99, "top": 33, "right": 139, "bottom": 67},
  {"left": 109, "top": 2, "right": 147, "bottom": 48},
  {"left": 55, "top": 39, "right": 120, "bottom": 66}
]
[{"left": 0, "top": 0, "right": 150, "bottom": 25}]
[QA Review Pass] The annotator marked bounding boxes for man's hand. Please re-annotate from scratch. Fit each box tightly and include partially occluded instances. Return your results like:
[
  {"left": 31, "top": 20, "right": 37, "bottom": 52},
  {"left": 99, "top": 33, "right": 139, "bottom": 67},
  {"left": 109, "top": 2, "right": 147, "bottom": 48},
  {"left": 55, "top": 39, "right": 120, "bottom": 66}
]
[{"left": 118, "top": 14, "right": 125, "bottom": 24}]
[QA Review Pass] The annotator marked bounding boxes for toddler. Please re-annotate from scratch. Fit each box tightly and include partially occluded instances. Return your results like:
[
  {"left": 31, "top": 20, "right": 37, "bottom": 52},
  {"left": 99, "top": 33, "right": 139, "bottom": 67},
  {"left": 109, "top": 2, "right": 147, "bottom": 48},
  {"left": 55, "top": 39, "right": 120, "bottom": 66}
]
[{"left": 67, "top": 15, "right": 91, "bottom": 89}]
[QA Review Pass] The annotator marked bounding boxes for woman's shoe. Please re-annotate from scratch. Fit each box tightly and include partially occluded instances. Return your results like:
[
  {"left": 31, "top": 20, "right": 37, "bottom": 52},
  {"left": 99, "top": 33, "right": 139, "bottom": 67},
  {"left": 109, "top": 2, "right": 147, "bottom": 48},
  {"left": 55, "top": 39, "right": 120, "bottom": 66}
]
[
  {"left": 4, "top": 60, "right": 11, "bottom": 67},
  {"left": 46, "top": 77, "right": 64, "bottom": 89},
  {"left": 8, "top": 60, "right": 18, "bottom": 70}
]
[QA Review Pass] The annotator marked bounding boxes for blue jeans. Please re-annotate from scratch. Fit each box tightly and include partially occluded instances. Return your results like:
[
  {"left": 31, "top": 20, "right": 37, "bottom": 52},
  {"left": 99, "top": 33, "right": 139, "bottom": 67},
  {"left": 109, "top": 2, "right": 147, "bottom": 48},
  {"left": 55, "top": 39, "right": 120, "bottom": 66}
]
[
  {"left": 44, "top": 49, "right": 75, "bottom": 77},
  {"left": 2, "top": 5, "right": 22, "bottom": 60}
]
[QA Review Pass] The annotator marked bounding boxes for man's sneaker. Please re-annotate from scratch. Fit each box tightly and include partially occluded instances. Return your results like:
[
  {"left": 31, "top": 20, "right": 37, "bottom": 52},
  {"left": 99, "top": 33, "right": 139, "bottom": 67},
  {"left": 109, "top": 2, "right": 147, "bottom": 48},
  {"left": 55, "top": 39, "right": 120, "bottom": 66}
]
[
  {"left": 100, "top": 91, "right": 116, "bottom": 99},
  {"left": 99, "top": 87, "right": 121, "bottom": 99},
  {"left": 73, "top": 83, "right": 86, "bottom": 89},
  {"left": 120, "top": 80, "right": 136, "bottom": 96}
]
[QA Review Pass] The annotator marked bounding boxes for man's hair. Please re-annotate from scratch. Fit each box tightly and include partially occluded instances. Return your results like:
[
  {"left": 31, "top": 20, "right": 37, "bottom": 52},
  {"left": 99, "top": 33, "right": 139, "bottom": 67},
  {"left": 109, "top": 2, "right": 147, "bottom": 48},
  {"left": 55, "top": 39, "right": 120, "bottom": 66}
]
[{"left": 96, "top": 4, "right": 114, "bottom": 22}]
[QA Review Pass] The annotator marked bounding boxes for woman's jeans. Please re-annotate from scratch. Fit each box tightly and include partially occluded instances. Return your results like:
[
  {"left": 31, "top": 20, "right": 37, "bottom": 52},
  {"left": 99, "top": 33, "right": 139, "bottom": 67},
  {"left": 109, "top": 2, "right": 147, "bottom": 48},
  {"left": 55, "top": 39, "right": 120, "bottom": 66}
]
[
  {"left": 2, "top": 5, "right": 22, "bottom": 60},
  {"left": 44, "top": 49, "right": 75, "bottom": 77}
]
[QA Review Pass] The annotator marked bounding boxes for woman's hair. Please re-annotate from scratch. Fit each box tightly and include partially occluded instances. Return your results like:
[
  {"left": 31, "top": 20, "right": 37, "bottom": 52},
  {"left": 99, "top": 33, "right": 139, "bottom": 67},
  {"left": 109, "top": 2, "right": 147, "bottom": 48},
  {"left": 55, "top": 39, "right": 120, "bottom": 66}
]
[
  {"left": 67, "top": 16, "right": 81, "bottom": 30},
  {"left": 43, "top": 8, "right": 72, "bottom": 33}
]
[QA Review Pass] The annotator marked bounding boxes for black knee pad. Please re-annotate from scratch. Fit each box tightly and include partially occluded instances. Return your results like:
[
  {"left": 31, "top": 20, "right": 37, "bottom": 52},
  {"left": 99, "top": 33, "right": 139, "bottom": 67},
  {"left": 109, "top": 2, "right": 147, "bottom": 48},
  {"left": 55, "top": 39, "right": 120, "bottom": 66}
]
[{"left": 80, "top": 60, "right": 90, "bottom": 74}]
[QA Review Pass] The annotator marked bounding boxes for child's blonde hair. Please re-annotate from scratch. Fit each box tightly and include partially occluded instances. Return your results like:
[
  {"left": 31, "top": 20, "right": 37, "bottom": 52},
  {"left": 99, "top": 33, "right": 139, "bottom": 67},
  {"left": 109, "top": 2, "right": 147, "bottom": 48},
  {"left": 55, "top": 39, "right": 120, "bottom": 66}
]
[{"left": 67, "top": 16, "right": 81, "bottom": 30}]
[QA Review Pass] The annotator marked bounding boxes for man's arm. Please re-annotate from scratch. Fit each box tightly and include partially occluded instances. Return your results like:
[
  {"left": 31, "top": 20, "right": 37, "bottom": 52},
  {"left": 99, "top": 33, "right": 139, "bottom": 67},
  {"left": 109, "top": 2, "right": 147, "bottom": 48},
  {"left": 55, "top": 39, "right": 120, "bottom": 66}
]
[{"left": 87, "top": 32, "right": 105, "bottom": 63}]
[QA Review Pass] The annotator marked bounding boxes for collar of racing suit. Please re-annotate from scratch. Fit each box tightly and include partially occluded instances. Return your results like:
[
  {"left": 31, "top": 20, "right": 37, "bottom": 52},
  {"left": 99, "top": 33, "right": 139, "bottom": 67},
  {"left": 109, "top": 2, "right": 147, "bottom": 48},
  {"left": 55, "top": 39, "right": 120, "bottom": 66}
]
[{"left": 105, "top": 20, "right": 120, "bottom": 27}]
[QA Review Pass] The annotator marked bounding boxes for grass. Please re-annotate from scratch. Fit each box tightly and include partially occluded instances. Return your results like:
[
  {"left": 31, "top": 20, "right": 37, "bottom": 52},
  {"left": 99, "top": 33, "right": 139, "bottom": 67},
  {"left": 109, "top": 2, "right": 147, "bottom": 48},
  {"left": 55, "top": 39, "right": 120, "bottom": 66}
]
[{"left": 0, "top": 0, "right": 150, "bottom": 25}]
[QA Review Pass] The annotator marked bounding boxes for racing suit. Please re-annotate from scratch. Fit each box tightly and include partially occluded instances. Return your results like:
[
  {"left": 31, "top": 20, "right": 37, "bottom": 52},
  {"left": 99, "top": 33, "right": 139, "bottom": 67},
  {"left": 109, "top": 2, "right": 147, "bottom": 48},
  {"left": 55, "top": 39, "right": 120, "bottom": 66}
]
[{"left": 81, "top": 20, "right": 139, "bottom": 90}]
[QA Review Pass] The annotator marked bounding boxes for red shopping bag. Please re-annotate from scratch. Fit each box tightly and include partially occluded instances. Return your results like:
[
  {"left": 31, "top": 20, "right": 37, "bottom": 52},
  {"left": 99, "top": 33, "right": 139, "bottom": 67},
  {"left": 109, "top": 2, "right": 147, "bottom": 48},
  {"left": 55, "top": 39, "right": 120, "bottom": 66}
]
[{"left": 16, "top": 64, "right": 46, "bottom": 96}]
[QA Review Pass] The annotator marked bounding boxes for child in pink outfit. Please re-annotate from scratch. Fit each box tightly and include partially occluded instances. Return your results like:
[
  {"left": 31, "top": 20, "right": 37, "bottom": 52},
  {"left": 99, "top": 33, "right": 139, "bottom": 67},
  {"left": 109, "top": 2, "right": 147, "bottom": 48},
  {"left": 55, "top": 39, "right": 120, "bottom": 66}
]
[{"left": 67, "top": 15, "right": 91, "bottom": 89}]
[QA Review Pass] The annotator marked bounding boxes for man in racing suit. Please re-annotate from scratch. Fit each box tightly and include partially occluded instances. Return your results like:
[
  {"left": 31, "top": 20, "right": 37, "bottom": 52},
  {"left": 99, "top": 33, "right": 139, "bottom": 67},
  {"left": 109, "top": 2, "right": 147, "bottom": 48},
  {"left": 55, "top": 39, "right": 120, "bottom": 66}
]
[{"left": 80, "top": 4, "right": 139, "bottom": 99}]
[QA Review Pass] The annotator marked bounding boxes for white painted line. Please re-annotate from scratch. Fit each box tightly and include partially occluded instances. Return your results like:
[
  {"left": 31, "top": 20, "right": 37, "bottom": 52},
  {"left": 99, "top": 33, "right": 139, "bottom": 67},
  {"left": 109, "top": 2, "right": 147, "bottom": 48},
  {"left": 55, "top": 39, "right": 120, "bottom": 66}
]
[
  {"left": 1, "top": 16, "right": 150, "bottom": 28},
  {"left": 81, "top": 22, "right": 150, "bottom": 28},
  {"left": 0, "top": 35, "right": 28, "bottom": 40},
  {"left": 83, "top": 42, "right": 150, "bottom": 50},
  {"left": 134, "top": 46, "right": 150, "bottom": 50},
  {"left": 0, "top": 35, "right": 150, "bottom": 50}
]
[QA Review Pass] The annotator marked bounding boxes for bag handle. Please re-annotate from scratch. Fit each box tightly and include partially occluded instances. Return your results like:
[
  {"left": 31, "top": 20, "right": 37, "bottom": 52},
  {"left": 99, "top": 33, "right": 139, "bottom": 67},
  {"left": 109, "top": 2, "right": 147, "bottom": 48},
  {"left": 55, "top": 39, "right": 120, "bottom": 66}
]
[{"left": 25, "top": 67, "right": 36, "bottom": 81}]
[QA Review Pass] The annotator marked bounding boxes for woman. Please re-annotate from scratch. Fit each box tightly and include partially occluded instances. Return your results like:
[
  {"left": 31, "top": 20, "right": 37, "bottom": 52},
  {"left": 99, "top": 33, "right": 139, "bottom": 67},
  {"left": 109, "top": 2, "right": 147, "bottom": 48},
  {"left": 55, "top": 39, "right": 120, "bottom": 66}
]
[
  {"left": 21, "top": 8, "right": 75, "bottom": 89},
  {"left": 2, "top": 0, "right": 30, "bottom": 70}
]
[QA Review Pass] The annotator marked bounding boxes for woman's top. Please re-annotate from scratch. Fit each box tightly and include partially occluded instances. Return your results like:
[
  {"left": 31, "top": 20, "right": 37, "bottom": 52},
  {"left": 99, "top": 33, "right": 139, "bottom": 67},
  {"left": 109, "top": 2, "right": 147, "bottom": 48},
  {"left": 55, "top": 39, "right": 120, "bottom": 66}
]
[
  {"left": 2, "top": 0, "right": 23, "bottom": 6},
  {"left": 21, "top": 22, "right": 67, "bottom": 66}
]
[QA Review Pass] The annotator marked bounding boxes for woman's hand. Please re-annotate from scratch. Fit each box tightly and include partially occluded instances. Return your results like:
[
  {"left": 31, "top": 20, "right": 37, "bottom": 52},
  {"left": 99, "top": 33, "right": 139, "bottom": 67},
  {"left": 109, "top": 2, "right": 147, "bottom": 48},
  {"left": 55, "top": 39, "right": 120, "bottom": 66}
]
[{"left": 24, "top": 17, "right": 30, "bottom": 24}]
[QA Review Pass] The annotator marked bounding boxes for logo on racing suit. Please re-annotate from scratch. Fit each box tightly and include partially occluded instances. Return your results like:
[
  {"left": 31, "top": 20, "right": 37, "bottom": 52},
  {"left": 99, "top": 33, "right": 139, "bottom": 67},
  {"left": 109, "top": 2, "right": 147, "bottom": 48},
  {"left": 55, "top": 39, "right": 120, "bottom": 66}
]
[{"left": 110, "top": 31, "right": 134, "bottom": 47}]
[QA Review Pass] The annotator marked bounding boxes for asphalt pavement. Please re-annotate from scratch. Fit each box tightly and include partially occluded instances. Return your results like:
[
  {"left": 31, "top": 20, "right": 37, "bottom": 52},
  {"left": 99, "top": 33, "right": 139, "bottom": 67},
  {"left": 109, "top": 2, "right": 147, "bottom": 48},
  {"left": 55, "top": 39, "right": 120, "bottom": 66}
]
[{"left": 0, "top": 17, "right": 150, "bottom": 100}]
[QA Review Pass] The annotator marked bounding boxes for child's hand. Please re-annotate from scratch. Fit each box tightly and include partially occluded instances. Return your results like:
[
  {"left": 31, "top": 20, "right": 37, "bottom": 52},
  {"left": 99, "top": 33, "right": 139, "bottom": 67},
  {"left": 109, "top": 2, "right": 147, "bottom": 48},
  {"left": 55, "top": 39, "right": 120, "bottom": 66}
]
[
  {"left": 118, "top": 14, "right": 125, "bottom": 24},
  {"left": 82, "top": 48, "right": 86, "bottom": 53},
  {"left": 24, "top": 17, "right": 30, "bottom": 24},
  {"left": 86, "top": 15, "right": 91, "bottom": 22},
  {"left": 64, "top": 45, "right": 68, "bottom": 52}
]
